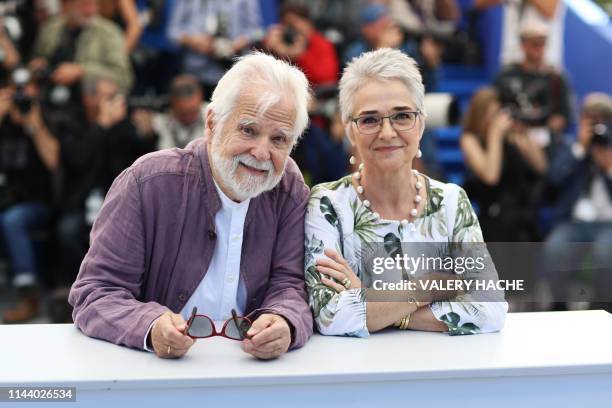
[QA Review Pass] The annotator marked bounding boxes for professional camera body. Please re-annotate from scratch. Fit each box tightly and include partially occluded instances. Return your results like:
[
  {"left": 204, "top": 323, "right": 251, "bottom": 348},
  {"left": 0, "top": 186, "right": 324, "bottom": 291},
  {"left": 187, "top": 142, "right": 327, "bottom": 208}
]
[
  {"left": 11, "top": 67, "right": 34, "bottom": 114},
  {"left": 592, "top": 121, "right": 612, "bottom": 148}
]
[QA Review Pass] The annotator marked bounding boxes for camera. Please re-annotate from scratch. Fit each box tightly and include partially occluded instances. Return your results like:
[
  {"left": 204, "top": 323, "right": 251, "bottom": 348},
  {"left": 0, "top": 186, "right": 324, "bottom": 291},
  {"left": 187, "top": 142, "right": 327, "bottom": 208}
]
[
  {"left": 11, "top": 67, "right": 34, "bottom": 114},
  {"left": 507, "top": 104, "right": 548, "bottom": 126},
  {"left": 127, "top": 93, "right": 168, "bottom": 112},
  {"left": 282, "top": 25, "right": 297, "bottom": 45},
  {"left": 592, "top": 121, "right": 612, "bottom": 147}
]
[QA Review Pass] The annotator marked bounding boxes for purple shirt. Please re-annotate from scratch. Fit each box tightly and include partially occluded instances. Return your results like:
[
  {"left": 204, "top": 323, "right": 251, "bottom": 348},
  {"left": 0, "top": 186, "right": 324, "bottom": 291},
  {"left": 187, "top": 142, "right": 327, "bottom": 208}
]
[{"left": 69, "top": 138, "right": 313, "bottom": 350}]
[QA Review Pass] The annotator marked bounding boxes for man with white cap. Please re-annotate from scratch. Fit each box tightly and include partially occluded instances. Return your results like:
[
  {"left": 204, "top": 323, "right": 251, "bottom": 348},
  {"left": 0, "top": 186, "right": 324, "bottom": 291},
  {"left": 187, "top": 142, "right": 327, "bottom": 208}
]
[{"left": 493, "top": 18, "right": 572, "bottom": 150}]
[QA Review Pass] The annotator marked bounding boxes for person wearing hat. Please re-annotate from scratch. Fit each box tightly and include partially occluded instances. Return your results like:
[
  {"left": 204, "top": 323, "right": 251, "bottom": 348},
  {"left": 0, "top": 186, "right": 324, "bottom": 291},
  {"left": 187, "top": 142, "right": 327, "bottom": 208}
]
[
  {"left": 493, "top": 18, "right": 572, "bottom": 153},
  {"left": 475, "top": 0, "right": 565, "bottom": 68},
  {"left": 343, "top": 3, "right": 441, "bottom": 91}
]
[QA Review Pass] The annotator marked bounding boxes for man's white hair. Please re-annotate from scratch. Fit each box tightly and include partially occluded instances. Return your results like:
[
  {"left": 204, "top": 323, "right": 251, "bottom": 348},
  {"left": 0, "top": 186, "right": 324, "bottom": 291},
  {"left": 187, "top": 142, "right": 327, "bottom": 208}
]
[
  {"left": 206, "top": 51, "right": 311, "bottom": 141},
  {"left": 339, "top": 48, "right": 426, "bottom": 124}
]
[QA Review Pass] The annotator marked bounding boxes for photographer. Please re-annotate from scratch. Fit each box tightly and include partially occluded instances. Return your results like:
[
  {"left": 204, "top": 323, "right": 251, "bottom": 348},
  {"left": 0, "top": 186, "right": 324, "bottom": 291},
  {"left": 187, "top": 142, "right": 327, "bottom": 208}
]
[
  {"left": 0, "top": 69, "right": 59, "bottom": 323},
  {"left": 28, "top": 0, "right": 132, "bottom": 108},
  {"left": 131, "top": 74, "right": 205, "bottom": 150},
  {"left": 343, "top": 4, "right": 441, "bottom": 91},
  {"left": 0, "top": 24, "right": 20, "bottom": 85},
  {"left": 493, "top": 20, "right": 571, "bottom": 154},
  {"left": 263, "top": 4, "right": 338, "bottom": 86},
  {"left": 167, "top": 0, "right": 264, "bottom": 97},
  {"left": 542, "top": 93, "right": 612, "bottom": 310},
  {"left": 460, "top": 87, "right": 547, "bottom": 242},
  {"left": 52, "top": 74, "right": 154, "bottom": 318}
]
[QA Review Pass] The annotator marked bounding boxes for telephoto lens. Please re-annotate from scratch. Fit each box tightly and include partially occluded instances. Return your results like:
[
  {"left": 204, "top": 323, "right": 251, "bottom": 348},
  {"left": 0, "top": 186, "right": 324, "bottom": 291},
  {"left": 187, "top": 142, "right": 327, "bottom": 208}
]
[
  {"left": 11, "top": 67, "right": 33, "bottom": 114},
  {"left": 592, "top": 122, "right": 612, "bottom": 147}
]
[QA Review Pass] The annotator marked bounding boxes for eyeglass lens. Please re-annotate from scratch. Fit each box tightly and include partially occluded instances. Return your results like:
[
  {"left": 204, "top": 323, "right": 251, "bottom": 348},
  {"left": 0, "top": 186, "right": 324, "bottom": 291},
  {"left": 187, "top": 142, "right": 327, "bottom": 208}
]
[
  {"left": 357, "top": 112, "right": 417, "bottom": 133},
  {"left": 187, "top": 316, "right": 214, "bottom": 338},
  {"left": 225, "top": 317, "right": 251, "bottom": 340}
]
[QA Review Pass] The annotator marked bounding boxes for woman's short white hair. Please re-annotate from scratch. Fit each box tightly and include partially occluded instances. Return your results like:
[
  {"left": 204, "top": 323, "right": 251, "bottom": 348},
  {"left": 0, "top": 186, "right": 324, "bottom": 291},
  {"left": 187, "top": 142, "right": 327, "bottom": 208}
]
[
  {"left": 207, "top": 52, "right": 311, "bottom": 141},
  {"left": 339, "top": 48, "right": 426, "bottom": 124}
]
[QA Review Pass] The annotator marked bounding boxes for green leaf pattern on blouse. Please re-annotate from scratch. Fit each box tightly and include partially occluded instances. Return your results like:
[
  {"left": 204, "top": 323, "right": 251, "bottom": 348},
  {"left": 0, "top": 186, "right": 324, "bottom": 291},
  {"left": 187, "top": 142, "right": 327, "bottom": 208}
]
[{"left": 305, "top": 174, "right": 507, "bottom": 337}]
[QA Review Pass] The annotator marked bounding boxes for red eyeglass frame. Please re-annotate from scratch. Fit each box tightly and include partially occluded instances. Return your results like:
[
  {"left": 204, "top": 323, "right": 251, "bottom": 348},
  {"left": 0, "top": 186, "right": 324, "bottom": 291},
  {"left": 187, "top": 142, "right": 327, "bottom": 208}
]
[{"left": 184, "top": 307, "right": 252, "bottom": 341}]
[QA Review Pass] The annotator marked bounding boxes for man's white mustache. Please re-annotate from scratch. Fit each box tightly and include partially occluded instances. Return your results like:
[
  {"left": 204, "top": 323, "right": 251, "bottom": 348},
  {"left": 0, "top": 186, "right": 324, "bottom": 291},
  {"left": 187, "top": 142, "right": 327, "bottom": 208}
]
[{"left": 235, "top": 154, "right": 273, "bottom": 171}]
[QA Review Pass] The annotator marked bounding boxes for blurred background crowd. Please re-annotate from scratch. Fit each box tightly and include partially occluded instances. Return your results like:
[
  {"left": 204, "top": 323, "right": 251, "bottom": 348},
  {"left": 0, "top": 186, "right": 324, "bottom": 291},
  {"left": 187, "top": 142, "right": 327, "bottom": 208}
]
[{"left": 0, "top": 0, "right": 610, "bottom": 323}]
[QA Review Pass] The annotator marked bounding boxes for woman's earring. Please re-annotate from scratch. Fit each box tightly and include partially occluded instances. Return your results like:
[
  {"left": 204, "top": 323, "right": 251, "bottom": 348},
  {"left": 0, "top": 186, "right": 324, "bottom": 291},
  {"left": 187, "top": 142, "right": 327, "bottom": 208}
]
[
  {"left": 349, "top": 156, "right": 356, "bottom": 165},
  {"left": 416, "top": 148, "right": 422, "bottom": 159}
]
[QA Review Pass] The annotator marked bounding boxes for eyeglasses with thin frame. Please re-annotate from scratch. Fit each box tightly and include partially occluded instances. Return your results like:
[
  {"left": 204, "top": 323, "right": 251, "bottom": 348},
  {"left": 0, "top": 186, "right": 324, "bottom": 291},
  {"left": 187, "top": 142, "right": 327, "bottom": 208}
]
[
  {"left": 184, "top": 307, "right": 252, "bottom": 340},
  {"left": 350, "top": 110, "right": 422, "bottom": 135}
]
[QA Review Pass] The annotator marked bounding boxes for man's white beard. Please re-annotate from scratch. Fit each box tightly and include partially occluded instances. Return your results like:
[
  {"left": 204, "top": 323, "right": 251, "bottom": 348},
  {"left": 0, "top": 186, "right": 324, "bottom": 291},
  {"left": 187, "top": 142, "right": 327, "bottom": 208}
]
[{"left": 209, "top": 135, "right": 285, "bottom": 202}]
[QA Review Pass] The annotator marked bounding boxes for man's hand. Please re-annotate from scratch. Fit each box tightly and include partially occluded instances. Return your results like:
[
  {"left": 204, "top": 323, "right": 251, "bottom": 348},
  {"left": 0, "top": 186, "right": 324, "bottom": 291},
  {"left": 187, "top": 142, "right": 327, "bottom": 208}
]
[
  {"left": 131, "top": 108, "right": 156, "bottom": 138},
  {"left": 51, "top": 63, "right": 84, "bottom": 86},
  {"left": 578, "top": 117, "right": 594, "bottom": 149},
  {"left": 264, "top": 26, "right": 306, "bottom": 60},
  {"left": 28, "top": 57, "right": 48, "bottom": 74},
  {"left": 420, "top": 36, "right": 443, "bottom": 68},
  {"left": 150, "top": 311, "right": 196, "bottom": 359},
  {"left": 23, "top": 104, "right": 45, "bottom": 134},
  {"left": 181, "top": 34, "right": 214, "bottom": 55},
  {"left": 241, "top": 314, "right": 291, "bottom": 360},
  {"left": 98, "top": 94, "right": 127, "bottom": 128},
  {"left": 0, "top": 88, "right": 13, "bottom": 119}
]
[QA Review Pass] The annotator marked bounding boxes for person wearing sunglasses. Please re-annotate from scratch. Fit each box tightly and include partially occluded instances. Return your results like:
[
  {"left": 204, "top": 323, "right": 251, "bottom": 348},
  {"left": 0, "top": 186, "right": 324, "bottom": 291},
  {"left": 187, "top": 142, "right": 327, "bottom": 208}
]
[
  {"left": 69, "top": 52, "right": 313, "bottom": 359},
  {"left": 305, "top": 48, "right": 507, "bottom": 337}
]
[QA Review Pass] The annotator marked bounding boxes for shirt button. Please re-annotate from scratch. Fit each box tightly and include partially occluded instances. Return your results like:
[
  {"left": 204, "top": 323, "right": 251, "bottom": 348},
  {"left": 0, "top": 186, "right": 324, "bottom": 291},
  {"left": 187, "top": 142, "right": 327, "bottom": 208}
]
[
  {"left": 227, "top": 277, "right": 234, "bottom": 283},
  {"left": 178, "top": 293, "right": 187, "bottom": 302},
  {"left": 232, "top": 236, "right": 240, "bottom": 242}
]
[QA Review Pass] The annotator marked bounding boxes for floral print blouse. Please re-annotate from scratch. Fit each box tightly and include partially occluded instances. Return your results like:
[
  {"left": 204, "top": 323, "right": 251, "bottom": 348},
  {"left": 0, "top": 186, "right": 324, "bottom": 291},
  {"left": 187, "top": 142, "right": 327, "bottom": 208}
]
[{"left": 305, "top": 174, "right": 508, "bottom": 337}]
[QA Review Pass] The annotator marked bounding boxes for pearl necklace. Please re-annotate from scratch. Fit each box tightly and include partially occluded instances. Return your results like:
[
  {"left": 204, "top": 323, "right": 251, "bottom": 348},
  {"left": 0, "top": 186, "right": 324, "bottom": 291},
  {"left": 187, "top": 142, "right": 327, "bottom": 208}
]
[{"left": 353, "top": 164, "right": 423, "bottom": 228}]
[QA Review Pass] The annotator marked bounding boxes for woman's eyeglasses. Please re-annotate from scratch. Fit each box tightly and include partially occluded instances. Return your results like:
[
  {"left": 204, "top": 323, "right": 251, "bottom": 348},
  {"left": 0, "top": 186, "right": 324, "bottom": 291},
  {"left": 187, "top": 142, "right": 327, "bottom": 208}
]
[
  {"left": 184, "top": 307, "right": 252, "bottom": 340},
  {"left": 351, "top": 111, "right": 421, "bottom": 135}
]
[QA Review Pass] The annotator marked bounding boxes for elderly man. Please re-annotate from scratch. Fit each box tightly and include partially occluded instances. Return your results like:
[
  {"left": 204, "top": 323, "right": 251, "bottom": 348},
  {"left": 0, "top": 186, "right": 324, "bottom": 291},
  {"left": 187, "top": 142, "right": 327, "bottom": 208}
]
[{"left": 69, "top": 52, "right": 313, "bottom": 360}]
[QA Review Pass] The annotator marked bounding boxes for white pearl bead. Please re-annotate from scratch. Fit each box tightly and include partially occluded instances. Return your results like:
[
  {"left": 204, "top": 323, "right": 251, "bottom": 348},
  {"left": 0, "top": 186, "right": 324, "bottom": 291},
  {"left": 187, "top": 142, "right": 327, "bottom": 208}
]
[
  {"left": 357, "top": 186, "right": 364, "bottom": 194},
  {"left": 349, "top": 156, "right": 356, "bottom": 165},
  {"left": 410, "top": 208, "right": 418, "bottom": 217},
  {"left": 415, "top": 181, "right": 423, "bottom": 190},
  {"left": 411, "top": 169, "right": 419, "bottom": 176},
  {"left": 353, "top": 172, "right": 361, "bottom": 180},
  {"left": 401, "top": 219, "right": 409, "bottom": 227},
  {"left": 372, "top": 212, "right": 380, "bottom": 220},
  {"left": 359, "top": 163, "right": 364, "bottom": 171},
  {"left": 363, "top": 200, "right": 370, "bottom": 207},
  {"left": 414, "top": 195, "right": 422, "bottom": 203}
]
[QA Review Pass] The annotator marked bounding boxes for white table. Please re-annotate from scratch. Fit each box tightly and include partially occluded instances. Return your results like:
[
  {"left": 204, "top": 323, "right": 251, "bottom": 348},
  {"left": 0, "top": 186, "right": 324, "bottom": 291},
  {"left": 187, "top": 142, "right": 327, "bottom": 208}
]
[{"left": 1, "top": 311, "right": 612, "bottom": 407}]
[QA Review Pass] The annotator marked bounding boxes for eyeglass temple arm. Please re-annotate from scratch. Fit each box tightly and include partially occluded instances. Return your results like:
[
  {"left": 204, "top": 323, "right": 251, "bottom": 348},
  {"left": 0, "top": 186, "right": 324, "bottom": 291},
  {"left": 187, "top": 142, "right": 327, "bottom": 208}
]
[{"left": 184, "top": 306, "right": 198, "bottom": 334}]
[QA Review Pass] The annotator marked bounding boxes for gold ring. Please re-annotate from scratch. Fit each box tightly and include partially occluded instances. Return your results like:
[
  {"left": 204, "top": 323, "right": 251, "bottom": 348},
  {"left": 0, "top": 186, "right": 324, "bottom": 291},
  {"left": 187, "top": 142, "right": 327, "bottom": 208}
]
[
  {"left": 341, "top": 278, "right": 351, "bottom": 289},
  {"left": 167, "top": 345, "right": 171, "bottom": 355}
]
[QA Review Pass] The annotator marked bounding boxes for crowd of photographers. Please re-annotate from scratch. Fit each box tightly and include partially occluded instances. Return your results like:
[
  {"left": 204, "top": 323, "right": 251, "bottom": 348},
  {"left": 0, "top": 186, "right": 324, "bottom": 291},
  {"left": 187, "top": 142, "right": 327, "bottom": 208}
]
[{"left": 0, "top": 0, "right": 610, "bottom": 322}]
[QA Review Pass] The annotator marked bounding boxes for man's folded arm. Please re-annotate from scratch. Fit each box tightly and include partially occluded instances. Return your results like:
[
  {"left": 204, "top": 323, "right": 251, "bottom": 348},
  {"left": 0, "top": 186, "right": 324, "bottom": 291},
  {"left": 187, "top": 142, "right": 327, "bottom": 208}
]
[{"left": 69, "top": 168, "right": 168, "bottom": 350}]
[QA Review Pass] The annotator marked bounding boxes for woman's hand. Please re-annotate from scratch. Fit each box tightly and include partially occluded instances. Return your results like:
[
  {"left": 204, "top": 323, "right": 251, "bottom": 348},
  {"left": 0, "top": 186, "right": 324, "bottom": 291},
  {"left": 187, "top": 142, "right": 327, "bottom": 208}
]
[
  {"left": 488, "top": 110, "right": 513, "bottom": 139},
  {"left": 316, "top": 248, "right": 361, "bottom": 292}
]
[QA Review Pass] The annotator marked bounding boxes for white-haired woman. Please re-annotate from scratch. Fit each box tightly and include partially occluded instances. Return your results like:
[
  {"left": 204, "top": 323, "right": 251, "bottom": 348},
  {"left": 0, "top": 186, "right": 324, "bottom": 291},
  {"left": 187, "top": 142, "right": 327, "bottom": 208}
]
[{"left": 305, "top": 48, "right": 508, "bottom": 337}]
